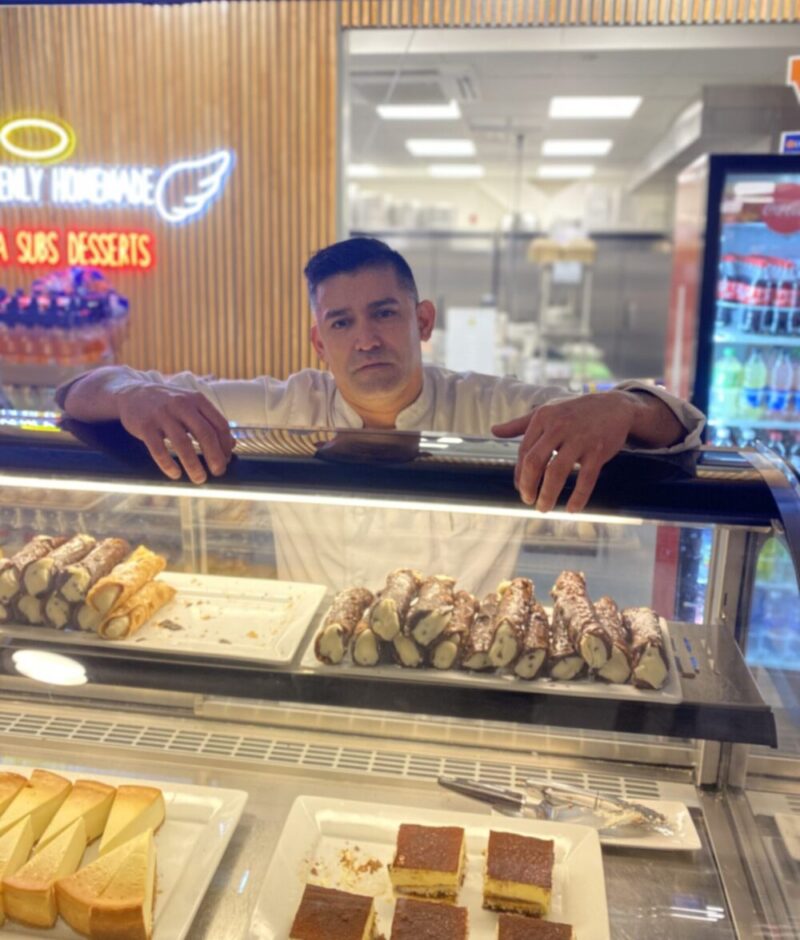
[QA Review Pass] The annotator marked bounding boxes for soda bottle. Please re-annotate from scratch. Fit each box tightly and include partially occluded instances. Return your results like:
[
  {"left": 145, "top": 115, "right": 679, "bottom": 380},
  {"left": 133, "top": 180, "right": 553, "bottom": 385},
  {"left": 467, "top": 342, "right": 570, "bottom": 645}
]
[
  {"left": 742, "top": 349, "right": 768, "bottom": 418},
  {"left": 792, "top": 357, "right": 800, "bottom": 419},
  {"left": 770, "top": 259, "right": 798, "bottom": 336},
  {"left": 740, "top": 257, "right": 773, "bottom": 333},
  {"left": 716, "top": 254, "right": 740, "bottom": 329},
  {"left": 710, "top": 347, "right": 742, "bottom": 420},
  {"left": 767, "top": 350, "right": 793, "bottom": 414}
]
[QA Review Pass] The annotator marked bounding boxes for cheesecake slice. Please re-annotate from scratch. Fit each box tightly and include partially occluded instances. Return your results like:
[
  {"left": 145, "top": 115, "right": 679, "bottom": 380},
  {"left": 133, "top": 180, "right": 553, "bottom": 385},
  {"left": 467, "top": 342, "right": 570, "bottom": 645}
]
[
  {"left": 390, "top": 897, "right": 468, "bottom": 939},
  {"left": 0, "top": 773, "right": 26, "bottom": 817},
  {"left": 0, "top": 817, "right": 35, "bottom": 925},
  {"left": 389, "top": 824, "right": 466, "bottom": 900},
  {"left": 38, "top": 779, "right": 116, "bottom": 850},
  {"left": 497, "top": 912, "right": 575, "bottom": 939},
  {"left": 89, "top": 828, "right": 156, "bottom": 940},
  {"left": 0, "top": 768, "right": 72, "bottom": 839},
  {"left": 2, "top": 816, "right": 87, "bottom": 927},
  {"left": 290, "top": 884, "right": 375, "bottom": 940},
  {"left": 484, "top": 830, "right": 554, "bottom": 916},
  {"left": 98, "top": 786, "right": 165, "bottom": 856}
]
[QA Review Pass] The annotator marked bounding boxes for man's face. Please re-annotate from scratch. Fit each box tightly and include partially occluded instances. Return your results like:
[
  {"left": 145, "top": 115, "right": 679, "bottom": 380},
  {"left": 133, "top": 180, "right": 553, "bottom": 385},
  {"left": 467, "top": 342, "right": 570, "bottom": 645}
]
[{"left": 310, "top": 265, "right": 435, "bottom": 407}]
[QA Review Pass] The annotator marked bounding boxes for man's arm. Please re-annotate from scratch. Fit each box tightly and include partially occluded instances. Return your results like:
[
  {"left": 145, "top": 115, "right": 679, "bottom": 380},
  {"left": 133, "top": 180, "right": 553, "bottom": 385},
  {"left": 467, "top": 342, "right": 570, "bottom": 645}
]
[
  {"left": 59, "top": 367, "right": 235, "bottom": 484},
  {"left": 493, "top": 388, "right": 697, "bottom": 513}
]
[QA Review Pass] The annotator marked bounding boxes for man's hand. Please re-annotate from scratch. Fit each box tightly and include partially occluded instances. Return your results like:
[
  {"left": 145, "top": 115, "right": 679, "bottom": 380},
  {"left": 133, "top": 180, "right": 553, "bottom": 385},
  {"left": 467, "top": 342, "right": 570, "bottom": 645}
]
[
  {"left": 492, "top": 390, "right": 684, "bottom": 513},
  {"left": 116, "top": 384, "right": 235, "bottom": 484}
]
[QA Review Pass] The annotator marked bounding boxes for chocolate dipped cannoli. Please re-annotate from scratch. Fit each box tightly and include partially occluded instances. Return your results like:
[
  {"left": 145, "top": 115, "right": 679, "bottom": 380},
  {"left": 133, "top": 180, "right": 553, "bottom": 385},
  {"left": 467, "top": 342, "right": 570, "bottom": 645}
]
[
  {"left": 624, "top": 606, "right": 670, "bottom": 690},
  {"left": 407, "top": 575, "right": 456, "bottom": 647},
  {"left": 461, "top": 592, "right": 500, "bottom": 671},
  {"left": 0, "top": 536, "right": 67, "bottom": 603},
  {"left": 393, "top": 632, "right": 424, "bottom": 667},
  {"left": 57, "top": 537, "right": 131, "bottom": 603},
  {"left": 430, "top": 590, "right": 478, "bottom": 670},
  {"left": 514, "top": 600, "right": 550, "bottom": 680},
  {"left": 44, "top": 592, "right": 74, "bottom": 630},
  {"left": 16, "top": 594, "right": 45, "bottom": 625},
  {"left": 23, "top": 534, "right": 96, "bottom": 597},
  {"left": 595, "top": 596, "right": 632, "bottom": 684},
  {"left": 87, "top": 545, "right": 166, "bottom": 615},
  {"left": 489, "top": 578, "right": 533, "bottom": 668},
  {"left": 551, "top": 570, "right": 611, "bottom": 670},
  {"left": 351, "top": 614, "right": 382, "bottom": 667},
  {"left": 370, "top": 568, "right": 421, "bottom": 641},
  {"left": 99, "top": 580, "right": 176, "bottom": 639},
  {"left": 314, "top": 586, "right": 373, "bottom": 665},
  {"left": 547, "top": 595, "right": 586, "bottom": 681}
]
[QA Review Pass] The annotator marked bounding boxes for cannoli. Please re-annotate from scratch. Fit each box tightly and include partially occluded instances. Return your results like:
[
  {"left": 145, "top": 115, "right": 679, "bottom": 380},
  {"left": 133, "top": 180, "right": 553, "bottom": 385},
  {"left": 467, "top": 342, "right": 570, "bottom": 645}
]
[
  {"left": 16, "top": 595, "right": 45, "bottom": 625},
  {"left": 370, "top": 568, "right": 420, "bottom": 641},
  {"left": 0, "top": 600, "right": 11, "bottom": 623},
  {"left": 44, "top": 592, "right": 74, "bottom": 630},
  {"left": 351, "top": 615, "right": 382, "bottom": 667},
  {"left": 87, "top": 545, "right": 167, "bottom": 615},
  {"left": 489, "top": 578, "right": 533, "bottom": 668},
  {"left": 461, "top": 593, "right": 500, "bottom": 671},
  {"left": 547, "top": 615, "right": 585, "bottom": 680},
  {"left": 407, "top": 575, "right": 456, "bottom": 647},
  {"left": 551, "top": 570, "right": 611, "bottom": 670},
  {"left": 76, "top": 602, "right": 103, "bottom": 632},
  {"left": 514, "top": 600, "right": 550, "bottom": 680},
  {"left": 57, "top": 538, "right": 131, "bottom": 603},
  {"left": 393, "top": 633, "right": 424, "bottom": 667},
  {"left": 23, "top": 534, "right": 96, "bottom": 597},
  {"left": 595, "top": 597, "right": 632, "bottom": 684},
  {"left": 314, "top": 586, "right": 373, "bottom": 665},
  {"left": 623, "top": 606, "right": 670, "bottom": 690},
  {"left": 430, "top": 591, "right": 478, "bottom": 670},
  {"left": 0, "top": 536, "right": 67, "bottom": 603},
  {"left": 98, "top": 580, "right": 176, "bottom": 639}
]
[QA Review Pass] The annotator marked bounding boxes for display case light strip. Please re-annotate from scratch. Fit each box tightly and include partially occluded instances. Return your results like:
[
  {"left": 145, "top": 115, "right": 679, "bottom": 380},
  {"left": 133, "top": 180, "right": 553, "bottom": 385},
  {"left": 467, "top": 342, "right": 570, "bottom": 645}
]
[{"left": 0, "top": 473, "right": 646, "bottom": 527}]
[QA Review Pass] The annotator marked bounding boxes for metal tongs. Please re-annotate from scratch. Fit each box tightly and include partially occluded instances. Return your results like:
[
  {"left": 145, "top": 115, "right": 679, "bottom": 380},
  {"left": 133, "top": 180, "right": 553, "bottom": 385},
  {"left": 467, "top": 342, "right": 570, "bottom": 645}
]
[{"left": 438, "top": 775, "right": 671, "bottom": 835}]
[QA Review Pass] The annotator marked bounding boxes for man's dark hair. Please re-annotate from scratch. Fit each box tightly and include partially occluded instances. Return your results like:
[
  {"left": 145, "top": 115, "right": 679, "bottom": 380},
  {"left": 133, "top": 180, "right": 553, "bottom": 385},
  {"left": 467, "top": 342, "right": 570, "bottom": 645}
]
[{"left": 304, "top": 237, "right": 419, "bottom": 306}]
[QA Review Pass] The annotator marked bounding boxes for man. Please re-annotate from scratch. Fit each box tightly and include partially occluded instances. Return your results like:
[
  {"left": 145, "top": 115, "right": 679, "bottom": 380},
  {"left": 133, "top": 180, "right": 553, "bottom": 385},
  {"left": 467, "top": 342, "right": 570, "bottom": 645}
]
[{"left": 59, "top": 237, "right": 703, "bottom": 515}]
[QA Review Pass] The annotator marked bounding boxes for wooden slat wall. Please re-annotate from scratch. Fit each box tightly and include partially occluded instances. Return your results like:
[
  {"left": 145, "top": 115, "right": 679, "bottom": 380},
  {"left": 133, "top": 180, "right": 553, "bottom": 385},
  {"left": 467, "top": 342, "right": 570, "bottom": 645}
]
[
  {"left": 341, "top": 0, "right": 798, "bottom": 23},
  {"left": 0, "top": 1, "right": 337, "bottom": 379}
]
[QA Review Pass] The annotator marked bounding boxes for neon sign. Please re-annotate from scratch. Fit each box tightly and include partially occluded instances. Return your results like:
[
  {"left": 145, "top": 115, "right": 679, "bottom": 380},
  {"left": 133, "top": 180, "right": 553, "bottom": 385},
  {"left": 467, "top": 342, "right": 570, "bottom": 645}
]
[
  {"left": 0, "top": 227, "right": 155, "bottom": 271},
  {"left": 0, "top": 116, "right": 234, "bottom": 225}
]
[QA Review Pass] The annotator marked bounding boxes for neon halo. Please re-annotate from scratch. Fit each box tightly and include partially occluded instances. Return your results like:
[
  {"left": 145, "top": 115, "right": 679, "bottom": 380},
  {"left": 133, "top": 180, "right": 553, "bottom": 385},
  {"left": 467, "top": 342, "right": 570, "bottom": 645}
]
[{"left": 0, "top": 117, "right": 75, "bottom": 163}]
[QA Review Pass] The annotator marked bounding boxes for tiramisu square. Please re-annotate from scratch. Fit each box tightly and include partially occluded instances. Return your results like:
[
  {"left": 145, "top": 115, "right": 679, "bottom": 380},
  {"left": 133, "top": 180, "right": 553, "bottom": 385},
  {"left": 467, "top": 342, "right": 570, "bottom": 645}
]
[
  {"left": 289, "top": 884, "right": 375, "bottom": 940},
  {"left": 390, "top": 897, "right": 468, "bottom": 939},
  {"left": 389, "top": 824, "right": 466, "bottom": 900},
  {"left": 497, "top": 912, "right": 574, "bottom": 939},
  {"left": 484, "top": 830, "right": 554, "bottom": 916}
]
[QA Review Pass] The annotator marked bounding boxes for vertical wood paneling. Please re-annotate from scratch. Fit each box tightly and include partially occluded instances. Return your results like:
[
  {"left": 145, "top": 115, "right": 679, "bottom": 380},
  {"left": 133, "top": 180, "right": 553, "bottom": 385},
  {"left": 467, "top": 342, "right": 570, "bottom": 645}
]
[
  {"left": 341, "top": 0, "right": 796, "bottom": 21},
  {"left": 0, "top": 2, "right": 335, "bottom": 379}
]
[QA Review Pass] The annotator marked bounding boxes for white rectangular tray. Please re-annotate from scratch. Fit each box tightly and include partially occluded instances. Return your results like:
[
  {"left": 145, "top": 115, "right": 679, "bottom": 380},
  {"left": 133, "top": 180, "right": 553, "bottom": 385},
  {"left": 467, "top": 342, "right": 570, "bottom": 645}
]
[
  {"left": 0, "top": 764, "right": 248, "bottom": 940},
  {"left": 299, "top": 615, "right": 682, "bottom": 704},
  {"left": 248, "top": 796, "right": 609, "bottom": 940},
  {"left": 0, "top": 571, "right": 326, "bottom": 666}
]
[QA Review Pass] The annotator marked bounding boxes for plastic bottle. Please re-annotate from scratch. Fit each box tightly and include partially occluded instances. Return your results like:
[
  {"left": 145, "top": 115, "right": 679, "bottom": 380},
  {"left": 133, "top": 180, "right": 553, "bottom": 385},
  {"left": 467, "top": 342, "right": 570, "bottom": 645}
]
[
  {"left": 741, "top": 348, "right": 768, "bottom": 418},
  {"left": 770, "top": 259, "right": 798, "bottom": 336},
  {"left": 740, "top": 258, "right": 773, "bottom": 334},
  {"left": 792, "top": 357, "right": 800, "bottom": 419},
  {"left": 766, "top": 430, "right": 788, "bottom": 461},
  {"left": 716, "top": 254, "right": 740, "bottom": 329},
  {"left": 711, "top": 347, "right": 743, "bottom": 420},
  {"left": 767, "top": 350, "right": 793, "bottom": 414}
]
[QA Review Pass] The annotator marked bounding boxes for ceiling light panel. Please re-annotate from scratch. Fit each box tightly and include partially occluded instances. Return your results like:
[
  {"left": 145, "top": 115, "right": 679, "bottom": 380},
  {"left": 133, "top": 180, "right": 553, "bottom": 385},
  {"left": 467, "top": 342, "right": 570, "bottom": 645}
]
[
  {"left": 542, "top": 139, "right": 613, "bottom": 157},
  {"left": 378, "top": 100, "right": 461, "bottom": 120},
  {"left": 549, "top": 97, "right": 642, "bottom": 119},
  {"left": 406, "top": 138, "right": 476, "bottom": 157},
  {"left": 536, "top": 164, "right": 596, "bottom": 179}
]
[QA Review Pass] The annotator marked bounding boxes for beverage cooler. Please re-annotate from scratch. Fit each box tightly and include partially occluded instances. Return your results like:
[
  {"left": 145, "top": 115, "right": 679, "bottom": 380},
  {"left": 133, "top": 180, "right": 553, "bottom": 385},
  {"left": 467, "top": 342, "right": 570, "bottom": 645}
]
[{"left": 691, "top": 153, "right": 800, "bottom": 682}]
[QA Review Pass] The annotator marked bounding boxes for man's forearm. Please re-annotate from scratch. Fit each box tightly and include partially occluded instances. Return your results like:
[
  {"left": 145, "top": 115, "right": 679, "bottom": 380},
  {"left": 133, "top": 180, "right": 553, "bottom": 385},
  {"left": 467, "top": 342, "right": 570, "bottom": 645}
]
[
  {"left": 615, "top": 390, "right": 685, "bottom": 449},
  {"left": 58, "top": 366, "right": 148, "bottom": 422}
]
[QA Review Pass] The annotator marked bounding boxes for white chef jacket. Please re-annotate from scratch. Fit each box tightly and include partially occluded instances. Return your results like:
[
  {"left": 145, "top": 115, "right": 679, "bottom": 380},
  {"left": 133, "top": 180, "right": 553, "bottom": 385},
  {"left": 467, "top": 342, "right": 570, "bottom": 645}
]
[{"left": 77, "top": 365, "right": 705, "bottom": 594}]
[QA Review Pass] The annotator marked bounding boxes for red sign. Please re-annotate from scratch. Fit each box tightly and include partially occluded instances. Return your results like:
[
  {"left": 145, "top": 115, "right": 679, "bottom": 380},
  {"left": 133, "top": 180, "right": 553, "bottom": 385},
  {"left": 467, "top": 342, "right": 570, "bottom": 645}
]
[
  {"left": 788, "top": 56, "right": 800, "bottom": 104},
  {"left": 761, "top": 183, "right": 800, "bottom": 235},
  {"left": 0, "top": 227, "right": 155, "bottom": 271}
]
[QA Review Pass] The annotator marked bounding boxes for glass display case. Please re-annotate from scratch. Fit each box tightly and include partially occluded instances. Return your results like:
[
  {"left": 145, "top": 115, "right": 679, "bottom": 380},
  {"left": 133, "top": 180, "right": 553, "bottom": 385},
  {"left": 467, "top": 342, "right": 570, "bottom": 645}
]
[{"left": 0, "top": 416, "right": 798, "bottom": 940}]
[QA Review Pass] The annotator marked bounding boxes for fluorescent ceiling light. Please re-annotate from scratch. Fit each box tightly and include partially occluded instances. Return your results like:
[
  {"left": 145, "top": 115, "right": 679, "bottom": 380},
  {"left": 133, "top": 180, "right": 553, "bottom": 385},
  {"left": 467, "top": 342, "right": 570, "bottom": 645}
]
[
  {"left": 542, "top": 139, "right": 613, "bottom": 157},
  {"left": 428, "top": 164, "right": 485, "bottom": 178},
  {"left": 537, "top": 164, "right": 595, "bottom": 179},
  {"left": 347, "top": 163, "right": 381, "bottom": 178},
  {"left": 407, "top": 138, "right": 476, "bottom": 157},
  {"left": 378, "top": 100, "right": 461, "bottom": 120},
  {"left": 549, "top": 96, "right": 642, "bottom": 119}
]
